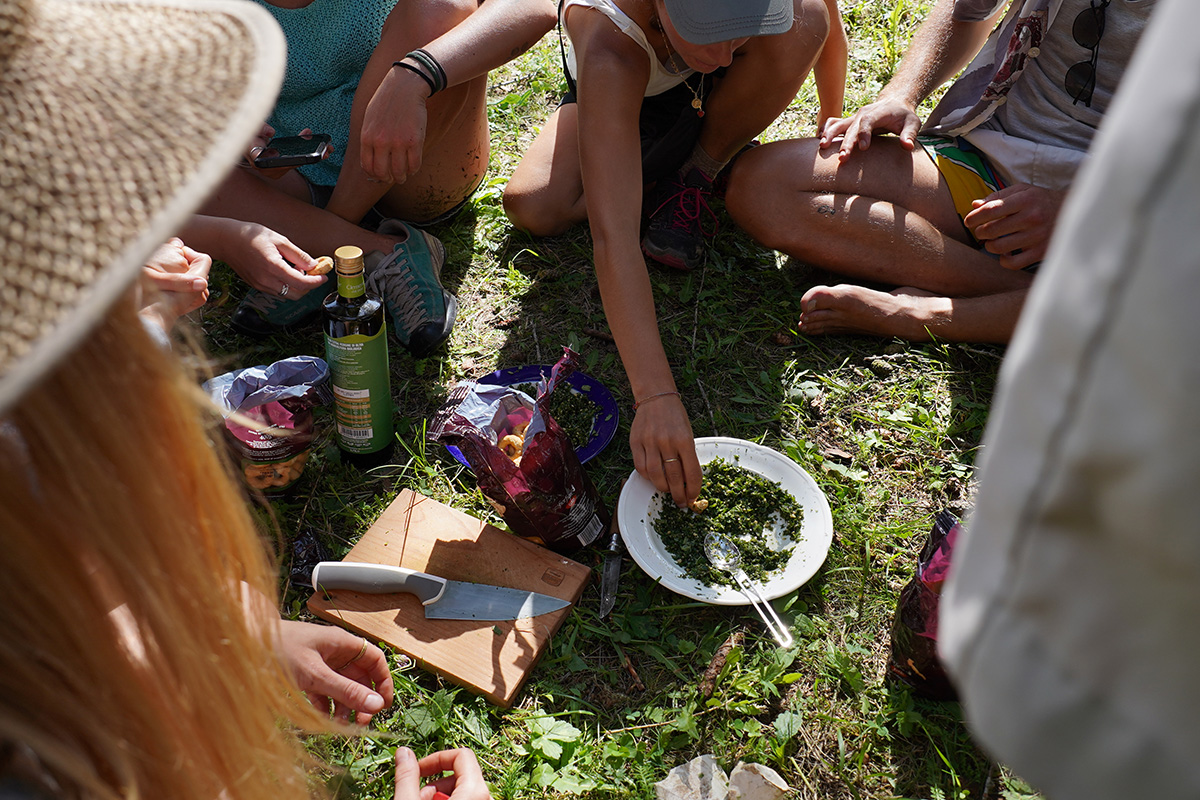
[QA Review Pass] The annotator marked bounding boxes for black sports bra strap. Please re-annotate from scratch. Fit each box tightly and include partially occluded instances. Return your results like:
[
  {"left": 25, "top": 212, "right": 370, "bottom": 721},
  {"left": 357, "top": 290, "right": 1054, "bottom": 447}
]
[{"left": 557, "top": 0, "right": 578, "bottom": 97}]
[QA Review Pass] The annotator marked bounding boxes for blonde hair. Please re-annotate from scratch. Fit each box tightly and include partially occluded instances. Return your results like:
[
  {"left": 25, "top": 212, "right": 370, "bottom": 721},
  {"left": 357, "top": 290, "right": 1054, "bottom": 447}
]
[{"left": 0, "top": 300, "right": 332, "bottom": 799}]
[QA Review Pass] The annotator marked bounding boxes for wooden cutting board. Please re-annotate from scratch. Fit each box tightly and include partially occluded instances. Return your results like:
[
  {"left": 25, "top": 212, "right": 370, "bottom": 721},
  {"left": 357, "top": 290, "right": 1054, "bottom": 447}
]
[{"left": 307, "top": 489, "right": 591, "bottom": 707}]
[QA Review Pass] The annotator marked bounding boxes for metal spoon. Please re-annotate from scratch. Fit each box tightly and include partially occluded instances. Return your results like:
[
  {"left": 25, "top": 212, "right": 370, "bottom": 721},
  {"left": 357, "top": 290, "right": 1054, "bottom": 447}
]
[{"left": 703, "top": 532, "right": 794, "bottom": 648}]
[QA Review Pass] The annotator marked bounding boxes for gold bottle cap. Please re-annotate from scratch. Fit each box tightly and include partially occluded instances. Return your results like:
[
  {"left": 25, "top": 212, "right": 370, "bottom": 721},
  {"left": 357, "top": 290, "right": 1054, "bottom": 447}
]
[{"left": 333, "top": 245, "right": 365, "bottom": 274}]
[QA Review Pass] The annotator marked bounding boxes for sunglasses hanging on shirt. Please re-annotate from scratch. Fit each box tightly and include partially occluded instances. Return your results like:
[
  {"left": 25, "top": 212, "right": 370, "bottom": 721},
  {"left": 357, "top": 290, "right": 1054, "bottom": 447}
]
[{"left": 1064, "top": 0, "right": 1111, "bottom": 107}]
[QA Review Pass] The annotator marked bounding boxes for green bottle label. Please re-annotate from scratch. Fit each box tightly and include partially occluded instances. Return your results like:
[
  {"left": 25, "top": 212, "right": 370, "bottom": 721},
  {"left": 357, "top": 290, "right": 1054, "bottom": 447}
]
[
  {"left": 338, "top": 270, "right": 367, "bottom": 300},
  {"left": 324, "top": 325, "right": 392, "bottom": 453}
]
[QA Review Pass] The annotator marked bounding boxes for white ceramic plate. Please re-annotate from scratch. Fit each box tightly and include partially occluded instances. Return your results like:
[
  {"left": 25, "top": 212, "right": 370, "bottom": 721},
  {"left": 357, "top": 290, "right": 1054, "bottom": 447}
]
[{"left": 617, "top": 437, "right": 834, "bottom": 605}]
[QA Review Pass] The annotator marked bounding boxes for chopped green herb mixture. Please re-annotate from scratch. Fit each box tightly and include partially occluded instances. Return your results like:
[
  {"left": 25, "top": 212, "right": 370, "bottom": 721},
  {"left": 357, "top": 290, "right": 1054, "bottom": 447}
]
[
  {"left": 655, "top": 458, "right": 804, "bottom": 588},
  {"left": 514, "top": 382, "right": 597, "bottom": 447}
]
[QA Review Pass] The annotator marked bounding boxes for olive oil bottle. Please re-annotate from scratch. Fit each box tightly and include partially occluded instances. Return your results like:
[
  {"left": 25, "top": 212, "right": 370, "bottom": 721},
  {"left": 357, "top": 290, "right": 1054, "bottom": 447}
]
[{"left": 323, "top": 245, "right": 393, "bottom": 467}]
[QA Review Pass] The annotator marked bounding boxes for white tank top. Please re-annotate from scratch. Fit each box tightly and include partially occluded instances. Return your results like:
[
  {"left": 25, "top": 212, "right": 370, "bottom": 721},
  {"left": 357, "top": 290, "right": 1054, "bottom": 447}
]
[{"left": 561, "top": 0, "right": 692, "bottom": 97}]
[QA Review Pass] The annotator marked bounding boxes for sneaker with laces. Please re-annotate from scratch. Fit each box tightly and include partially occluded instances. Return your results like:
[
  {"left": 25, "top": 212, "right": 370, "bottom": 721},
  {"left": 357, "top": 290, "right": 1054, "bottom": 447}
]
[
  {"left": 365, "top": 221, "right": 457, "bottom": 358},
  {"left": 641, "top": 167, "right": 719, "bottom": 271},
  {"left": 229, "top": 282, "right": 330, "bottom": 337}
]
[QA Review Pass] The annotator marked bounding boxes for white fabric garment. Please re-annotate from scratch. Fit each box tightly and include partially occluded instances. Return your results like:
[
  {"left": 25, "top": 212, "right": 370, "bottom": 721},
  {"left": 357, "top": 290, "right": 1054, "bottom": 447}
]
[
  {"left": 925, "top": 0, "right": 1155, "bottom": 190},
  {"left": 560, "top": 0, "right": 692, "bottom": 97},
  {"left": 939, "top": 0, "right": 1200, "bottom": 797}
]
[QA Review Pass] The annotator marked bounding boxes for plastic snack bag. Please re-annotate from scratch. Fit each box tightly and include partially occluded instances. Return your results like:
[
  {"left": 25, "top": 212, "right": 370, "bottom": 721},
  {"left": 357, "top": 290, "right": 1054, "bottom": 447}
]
[
  {"left": 430, "top": 348, "right": 610, "bottom": 553},
  {"left": 204, "top": 356, "right": 331, "bottom": 494},
  {"left": 887, "top": 510, "right": 961, "bottom": 700}
]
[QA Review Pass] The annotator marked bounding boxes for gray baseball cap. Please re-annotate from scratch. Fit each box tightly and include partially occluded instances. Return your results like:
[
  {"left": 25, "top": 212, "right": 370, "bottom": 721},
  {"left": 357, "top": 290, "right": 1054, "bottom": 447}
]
[{"left": 663, "top": 0, "right": 795, "bottom": 45}]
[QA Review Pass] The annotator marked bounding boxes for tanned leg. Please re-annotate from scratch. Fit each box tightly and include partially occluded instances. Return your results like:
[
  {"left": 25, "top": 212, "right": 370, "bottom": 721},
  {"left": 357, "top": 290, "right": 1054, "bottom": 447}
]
[
  {"left": 798, "top": 285, "right": 1028, "bottom": 342},
  {"left": 328, "top": 0, "right": 488, "bottom": 225},
  {"left": 200, "top": 167, "right": 405, "bottom": 256},
  {"left": 503, "top": 105, "right": 588, "bottom": 236},
  {"left": 725, "top": 136, "right": 1033, "bottom": 341}
]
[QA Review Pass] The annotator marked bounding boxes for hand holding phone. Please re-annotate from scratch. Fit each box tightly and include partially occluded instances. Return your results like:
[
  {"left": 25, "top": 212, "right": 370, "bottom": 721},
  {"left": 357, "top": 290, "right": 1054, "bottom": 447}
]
[{"left": 252, "top": 133, "right": 332, "bottom": 169}]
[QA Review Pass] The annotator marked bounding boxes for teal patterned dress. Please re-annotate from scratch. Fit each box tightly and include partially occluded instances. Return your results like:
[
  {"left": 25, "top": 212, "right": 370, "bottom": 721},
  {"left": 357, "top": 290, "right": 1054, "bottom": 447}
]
[{"left": 253, "top": 0, "right": 399, "bottom": 187}]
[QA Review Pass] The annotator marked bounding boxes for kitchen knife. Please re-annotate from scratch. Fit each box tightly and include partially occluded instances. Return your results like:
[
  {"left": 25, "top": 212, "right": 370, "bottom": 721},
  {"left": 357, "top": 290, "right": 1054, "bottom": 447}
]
[
  {"left": 597, "top": 484, "right": 625, "bottom": 618},
  {"left": 311, "top": 562, "right": 571, "bottom": 621}
]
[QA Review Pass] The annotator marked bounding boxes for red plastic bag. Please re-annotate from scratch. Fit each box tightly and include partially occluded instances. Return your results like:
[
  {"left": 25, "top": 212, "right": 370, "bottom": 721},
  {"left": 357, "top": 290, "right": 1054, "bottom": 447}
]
[
  {"left": 887, "top": 510, "right": 961, "bottom": 700},
  {"left": 430, "top": 348, "right": 610, "bottom": 553}
]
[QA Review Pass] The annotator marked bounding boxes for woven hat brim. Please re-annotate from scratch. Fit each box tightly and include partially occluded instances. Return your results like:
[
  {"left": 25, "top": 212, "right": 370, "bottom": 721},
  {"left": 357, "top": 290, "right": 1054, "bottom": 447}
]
[
  {"left": 663, "top": 0, "right": 795, "bottom": 45},
  {"left": 0, "top": 0, "right": 285, "bottom": 414}
]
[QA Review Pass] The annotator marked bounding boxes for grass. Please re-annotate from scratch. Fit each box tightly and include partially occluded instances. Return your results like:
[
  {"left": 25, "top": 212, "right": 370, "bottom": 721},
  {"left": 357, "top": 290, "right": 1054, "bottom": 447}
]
[{"left": 198, "top": 2, "right": 1045, "bottom": 797}]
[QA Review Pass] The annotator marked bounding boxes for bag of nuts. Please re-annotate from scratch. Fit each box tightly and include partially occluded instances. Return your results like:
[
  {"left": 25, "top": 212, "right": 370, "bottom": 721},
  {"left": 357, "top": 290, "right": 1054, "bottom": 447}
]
[
  {"left": 429, "top": 348, "right": 610, "bottom": 553},
  {"left": 204, "top": 356, "right": 331, "bottom": 494}
]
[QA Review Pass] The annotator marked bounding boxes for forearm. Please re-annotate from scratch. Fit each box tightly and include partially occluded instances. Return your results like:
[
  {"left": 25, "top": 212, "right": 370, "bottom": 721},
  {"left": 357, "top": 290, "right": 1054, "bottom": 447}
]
[
  {"left": 814, "top": 0, "right": 848, "bottom": 124},
  {"left": 593, "top": 239, "right": 677, "bottom": 398},
  {"left": 569, "top": 17, "right": 677, "bottom": 396},
  {"left": 878, "top": 0, "right": 1004, "bottom": 109},
  {"left": 415, "top": 0, "right": 557, "bottom": 88},
  {"left": 177, "top": 214, "right": 243, "bottom": 265}
]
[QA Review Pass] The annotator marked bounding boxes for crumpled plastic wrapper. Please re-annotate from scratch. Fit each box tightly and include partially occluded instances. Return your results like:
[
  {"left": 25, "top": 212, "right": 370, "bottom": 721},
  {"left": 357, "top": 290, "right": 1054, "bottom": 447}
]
[
  {"left": 430, "top": 348, "right": 610, "bottom": 553},
  {"left": 204, "top": 356, "right": 331, "bottom": 494},
  {"left": 887, "top": 509, "right": 961, "bottom": 700}
]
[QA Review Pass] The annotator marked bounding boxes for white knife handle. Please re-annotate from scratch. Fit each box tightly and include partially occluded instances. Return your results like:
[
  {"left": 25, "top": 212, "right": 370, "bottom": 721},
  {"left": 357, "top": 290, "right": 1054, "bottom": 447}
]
[{"left": 311, "top": 562, "right": 447, "bottom": 606}]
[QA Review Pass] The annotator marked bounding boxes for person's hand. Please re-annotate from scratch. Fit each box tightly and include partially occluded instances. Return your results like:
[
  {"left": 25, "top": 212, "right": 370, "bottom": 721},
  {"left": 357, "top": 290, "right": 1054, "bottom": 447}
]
[
  {"left": 244, "top": 123, "right": 290, "bottom": 180},
  {"left": 246, "top": 124, "right": 334, "bottom": 180},
  {"left": 819, "top": 97, "right": 922, "bottom": 163},
  {"left": 630, "top": 394, "right": 702, "bottom": 507},
  {"left": 360, "top": 65, "right": 430, "bottom": 185},
  {"left": 276, "top": 620, "right": 394, "bottom": 725},
  {"left": 138, "top": 237, "right": 212, "bottom": 331},
  {"left": 246, "top": 122, "right": 276, "bottom": 161},
  {"left": 224, "top": 221, "right": 328, "bottom": 298},
  {"left": 964, "top": 184, "right": 1067, "bottom": 270},
  {"left": 393, "top": 747, "right": 492, "bottom": 800}
]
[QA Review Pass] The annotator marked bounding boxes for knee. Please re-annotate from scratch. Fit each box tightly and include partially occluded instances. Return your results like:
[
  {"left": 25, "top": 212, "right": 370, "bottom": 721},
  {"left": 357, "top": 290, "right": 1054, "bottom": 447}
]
[
  {"left": 502, "top": 186, "right": 573, "bottom": 238},
  {"left": 725, "top": 142, "right": 799, "bottom": 227},
  {"left": 793, "top": 0, "right": 831, "bottom": 46}
]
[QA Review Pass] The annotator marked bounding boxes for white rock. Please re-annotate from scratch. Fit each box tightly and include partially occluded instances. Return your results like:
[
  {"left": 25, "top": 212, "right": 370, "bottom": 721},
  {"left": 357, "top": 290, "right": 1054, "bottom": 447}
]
[
  {"left": 727, "top": 762, "right": 790, "bottom": 800},
  {"left": 655, "top": 754, "right": 730, "bottom": 800}
]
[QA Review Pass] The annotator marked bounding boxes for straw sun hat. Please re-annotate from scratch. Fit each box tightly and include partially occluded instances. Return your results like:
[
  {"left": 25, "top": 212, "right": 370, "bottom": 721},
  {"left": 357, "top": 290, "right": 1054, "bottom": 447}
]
[{"left": 0, "top": 0, "right": 285, "bottom": 413}]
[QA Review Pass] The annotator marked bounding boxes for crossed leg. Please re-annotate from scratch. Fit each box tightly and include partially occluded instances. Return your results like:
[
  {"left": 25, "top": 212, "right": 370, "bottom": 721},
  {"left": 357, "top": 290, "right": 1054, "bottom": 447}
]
[
  {"left": 724, "top": 136, "right": 1033, "bottom": 343},
  {"left": 504, "top": 0, "right": 831, "bottom": 238},
  {"left": 327, "top": 0, "right": 488, "bottom": 225},
  {"left": 203, "top": 0, "right": 488, "bottom": 256}
]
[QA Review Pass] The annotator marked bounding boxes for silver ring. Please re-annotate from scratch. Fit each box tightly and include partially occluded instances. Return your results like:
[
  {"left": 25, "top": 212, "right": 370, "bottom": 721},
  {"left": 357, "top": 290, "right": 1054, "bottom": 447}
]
[
  {"left": 663, "top": 457, "right": 680, "bottom": 464},
  {"left": 278, "top": 284, "right": 290, "bottom": 297}
]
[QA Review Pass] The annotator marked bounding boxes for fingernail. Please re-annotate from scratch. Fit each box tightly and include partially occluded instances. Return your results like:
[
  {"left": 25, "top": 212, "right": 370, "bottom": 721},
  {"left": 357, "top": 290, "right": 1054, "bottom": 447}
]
[
  {"left": 395, "top": 746, "right": 415, "bottom": 765},
  {"left": 364, "top": 692, "right": 384, "bottom": 712},
  {"left": 192, "top": 279, "right": 208, "bottom": 291}
]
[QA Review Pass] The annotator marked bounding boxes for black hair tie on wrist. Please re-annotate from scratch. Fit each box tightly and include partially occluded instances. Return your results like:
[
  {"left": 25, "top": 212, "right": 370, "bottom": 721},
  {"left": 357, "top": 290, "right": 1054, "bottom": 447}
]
[{"left": 393, "top": 60, "right": 436, "bottom": 95}]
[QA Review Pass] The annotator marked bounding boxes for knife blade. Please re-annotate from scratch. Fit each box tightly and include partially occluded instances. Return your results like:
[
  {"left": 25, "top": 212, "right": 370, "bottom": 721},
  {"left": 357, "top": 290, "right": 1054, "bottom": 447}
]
[
  {"left": 311, "top": 562, "right": 571, "bottom": 621},
  {"left": 598, "top": 484, "right": 625, "bottom": 618}
]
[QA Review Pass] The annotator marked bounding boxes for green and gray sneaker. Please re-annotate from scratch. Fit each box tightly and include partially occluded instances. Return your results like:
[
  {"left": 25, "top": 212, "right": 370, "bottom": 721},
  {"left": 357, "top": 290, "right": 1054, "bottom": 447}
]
[
  {"left": 229, "top": 281, "right": 329, "bottom": 337},
  {"left": 366, "top": 220, "right": 457, "bottom": 358}
]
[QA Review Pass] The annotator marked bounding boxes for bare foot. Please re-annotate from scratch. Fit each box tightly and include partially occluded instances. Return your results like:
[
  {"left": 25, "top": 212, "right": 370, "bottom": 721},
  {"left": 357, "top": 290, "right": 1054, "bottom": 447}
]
[{"left": 797, "top": 284, "right": 954, "bottom": 340}]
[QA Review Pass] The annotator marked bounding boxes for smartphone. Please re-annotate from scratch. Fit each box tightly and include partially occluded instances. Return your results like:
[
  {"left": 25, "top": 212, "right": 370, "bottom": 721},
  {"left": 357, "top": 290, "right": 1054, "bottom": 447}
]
[{"left": 253, "top": 133, "right": 332, "bottom": 169}]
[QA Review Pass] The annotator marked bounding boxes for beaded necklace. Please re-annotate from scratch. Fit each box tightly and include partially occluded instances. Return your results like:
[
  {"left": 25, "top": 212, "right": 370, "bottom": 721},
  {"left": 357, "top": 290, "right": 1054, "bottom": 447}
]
[{"left": 652, "top": 15, "right": 704, "bottom": 117}]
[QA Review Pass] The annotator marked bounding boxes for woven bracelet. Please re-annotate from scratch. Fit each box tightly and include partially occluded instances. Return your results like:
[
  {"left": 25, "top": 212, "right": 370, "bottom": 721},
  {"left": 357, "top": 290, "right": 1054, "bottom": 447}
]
[
  {"left": 632, "top": 390, "right": 680, "bottom": 412},
  {"left": 406, "top": 48, "right": 447, "bottom": 94},
  {"left": 393, "top": 60, "right": 436, "bottom": 95}
]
